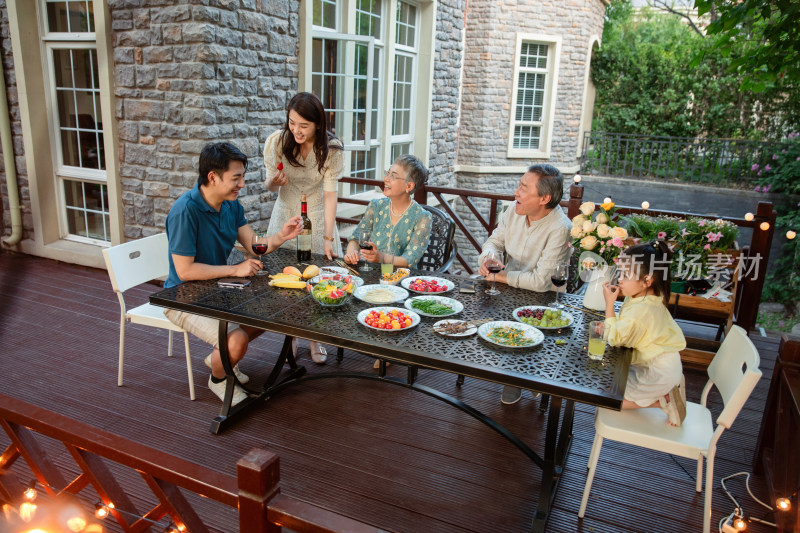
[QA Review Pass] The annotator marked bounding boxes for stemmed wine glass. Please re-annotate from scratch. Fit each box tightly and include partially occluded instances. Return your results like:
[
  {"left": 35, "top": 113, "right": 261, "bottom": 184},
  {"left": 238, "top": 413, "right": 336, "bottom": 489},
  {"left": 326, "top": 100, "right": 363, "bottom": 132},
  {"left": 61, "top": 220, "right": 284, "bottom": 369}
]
[
  {"left": 251, "top": 233, "right": 268, "bottom": 274},
  {"left": 550, "top": 263, "right": 569, "bottom": 308},
  {"left": 484, "top": 251, "right": 503, "bottom": 296},
  {"left": 359, "top": 230, "right": 373, "bottom": 272}
]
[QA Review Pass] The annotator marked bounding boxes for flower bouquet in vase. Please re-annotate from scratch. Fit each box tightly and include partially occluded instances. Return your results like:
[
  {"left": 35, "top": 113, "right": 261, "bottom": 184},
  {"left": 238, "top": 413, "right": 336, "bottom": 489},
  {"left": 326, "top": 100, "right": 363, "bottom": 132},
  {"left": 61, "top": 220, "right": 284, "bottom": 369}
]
[{"left": 571, "top": 200, "right": 627, "bottom": 310}]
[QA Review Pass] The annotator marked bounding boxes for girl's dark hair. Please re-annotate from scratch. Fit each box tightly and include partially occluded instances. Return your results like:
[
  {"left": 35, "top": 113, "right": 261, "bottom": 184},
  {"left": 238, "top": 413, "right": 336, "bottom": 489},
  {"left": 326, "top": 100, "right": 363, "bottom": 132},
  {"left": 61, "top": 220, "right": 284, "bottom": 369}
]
[
  {"left": 621, "top": 240, "right": 673, "bottom": 306},
  {"left": 198, "top": 142, "right": 248, "bottom": 185},
  {"left": 280, "top": 92, "right": 342, "bottom": 173},
  {"left": 394, "top": 154, "right": 429, "bottom": 195}
]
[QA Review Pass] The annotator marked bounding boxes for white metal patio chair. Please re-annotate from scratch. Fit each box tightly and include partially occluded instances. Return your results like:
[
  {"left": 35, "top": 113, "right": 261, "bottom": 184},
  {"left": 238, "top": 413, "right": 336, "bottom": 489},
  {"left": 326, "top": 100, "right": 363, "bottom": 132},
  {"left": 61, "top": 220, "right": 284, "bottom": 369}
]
[
  {"left": 578, "top": 325, "right": 761, "bottom": 533},
  {"left": 102, "top": 233, "right": 195, "bottom": 400}
]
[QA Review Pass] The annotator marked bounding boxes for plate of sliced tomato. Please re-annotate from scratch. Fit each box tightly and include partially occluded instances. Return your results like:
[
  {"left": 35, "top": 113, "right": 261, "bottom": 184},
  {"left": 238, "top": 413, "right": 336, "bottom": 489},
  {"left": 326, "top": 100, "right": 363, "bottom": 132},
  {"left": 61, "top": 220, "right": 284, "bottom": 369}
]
[{"left": 357, "top": 307, "right": 420, "bottom": 331}]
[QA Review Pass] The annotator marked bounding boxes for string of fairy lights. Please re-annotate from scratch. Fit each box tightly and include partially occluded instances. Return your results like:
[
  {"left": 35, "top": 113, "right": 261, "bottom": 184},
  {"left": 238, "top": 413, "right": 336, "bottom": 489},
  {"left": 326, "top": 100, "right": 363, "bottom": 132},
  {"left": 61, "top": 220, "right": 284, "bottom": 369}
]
[
  {"left": 571, "top": 174, "right": 796, "bottom": 240},
  {"left": 6, "top": 478, "right": 184, "bottom": 533}
]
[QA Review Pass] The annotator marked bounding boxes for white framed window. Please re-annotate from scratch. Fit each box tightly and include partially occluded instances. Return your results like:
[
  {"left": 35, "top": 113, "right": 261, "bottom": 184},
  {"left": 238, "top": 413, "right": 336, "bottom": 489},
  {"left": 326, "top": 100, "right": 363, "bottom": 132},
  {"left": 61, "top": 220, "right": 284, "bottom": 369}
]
[
  {"left": 41, "top": 0, "right": 110, "bottom": 244},
  {"left": 306, "top": 0, "right": 425, "bottom": 196},
  {"left": 507, "top": 33, "right": 561, "bottom": 159}
]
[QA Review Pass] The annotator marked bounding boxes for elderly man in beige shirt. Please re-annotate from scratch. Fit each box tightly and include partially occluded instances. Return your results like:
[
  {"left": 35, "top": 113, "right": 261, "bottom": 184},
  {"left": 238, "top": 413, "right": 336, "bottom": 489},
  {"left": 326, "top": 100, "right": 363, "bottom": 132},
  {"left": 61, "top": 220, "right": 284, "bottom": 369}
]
[{"left": 478, "top": 164, "right": 572, "bottom": 405}]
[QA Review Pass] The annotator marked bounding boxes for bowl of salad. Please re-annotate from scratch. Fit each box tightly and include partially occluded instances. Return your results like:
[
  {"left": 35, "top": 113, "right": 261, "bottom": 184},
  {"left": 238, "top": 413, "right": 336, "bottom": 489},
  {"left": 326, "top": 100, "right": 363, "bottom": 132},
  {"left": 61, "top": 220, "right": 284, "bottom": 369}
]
[{"left": 307, "top": 278, "right": 354, "bottom": 307}]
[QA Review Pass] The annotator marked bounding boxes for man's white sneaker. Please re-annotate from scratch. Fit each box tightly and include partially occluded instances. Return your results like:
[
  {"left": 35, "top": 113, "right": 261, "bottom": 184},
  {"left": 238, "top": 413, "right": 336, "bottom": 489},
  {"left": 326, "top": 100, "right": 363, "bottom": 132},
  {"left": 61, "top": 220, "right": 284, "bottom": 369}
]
[
  {"left": 207, "top": 375, "right": 249, "bottom": 406},
  {"left": 204, "top": 354, "right": 249, "bottom": 383}
]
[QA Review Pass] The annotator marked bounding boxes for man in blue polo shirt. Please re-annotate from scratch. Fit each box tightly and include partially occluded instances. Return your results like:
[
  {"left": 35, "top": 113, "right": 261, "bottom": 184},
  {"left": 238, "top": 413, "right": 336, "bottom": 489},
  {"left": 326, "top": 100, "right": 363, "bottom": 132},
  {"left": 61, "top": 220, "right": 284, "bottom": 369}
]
[{"left": 164, "top": 142, "right": 302, "bottom": 405}]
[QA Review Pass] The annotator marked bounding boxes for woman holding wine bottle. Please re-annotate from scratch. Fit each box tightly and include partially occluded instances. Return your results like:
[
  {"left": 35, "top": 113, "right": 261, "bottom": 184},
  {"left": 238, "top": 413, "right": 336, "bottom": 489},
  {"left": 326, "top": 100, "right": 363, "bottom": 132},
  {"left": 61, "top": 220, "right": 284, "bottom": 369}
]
[
  {"left": 343, "top": 154, "right": 433, "bottom": 270},
  {"left": 263, "top": 92, "right": 343, "bottom": 363}
]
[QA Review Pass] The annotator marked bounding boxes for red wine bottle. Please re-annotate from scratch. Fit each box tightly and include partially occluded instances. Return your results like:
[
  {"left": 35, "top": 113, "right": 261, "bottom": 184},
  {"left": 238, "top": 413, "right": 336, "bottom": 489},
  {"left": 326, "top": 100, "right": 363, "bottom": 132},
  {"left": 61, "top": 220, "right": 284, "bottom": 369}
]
[{"left": 297, "top": 194, "right": 312, "bottom": 261}]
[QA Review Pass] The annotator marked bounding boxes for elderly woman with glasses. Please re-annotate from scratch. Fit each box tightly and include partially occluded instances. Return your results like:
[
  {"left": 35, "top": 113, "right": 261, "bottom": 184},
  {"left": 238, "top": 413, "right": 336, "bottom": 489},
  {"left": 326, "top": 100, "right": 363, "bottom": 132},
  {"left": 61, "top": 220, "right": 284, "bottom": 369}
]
[{"left": 343, "top": 154, "right": 432, "bottom": 269}]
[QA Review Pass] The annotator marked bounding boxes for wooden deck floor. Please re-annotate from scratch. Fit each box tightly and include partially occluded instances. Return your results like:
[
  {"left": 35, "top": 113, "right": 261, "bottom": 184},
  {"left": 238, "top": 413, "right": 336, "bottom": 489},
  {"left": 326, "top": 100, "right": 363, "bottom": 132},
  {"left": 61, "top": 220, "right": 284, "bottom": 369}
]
[{"left": 0, "top": 251, "right": 777, "bottom": 533}]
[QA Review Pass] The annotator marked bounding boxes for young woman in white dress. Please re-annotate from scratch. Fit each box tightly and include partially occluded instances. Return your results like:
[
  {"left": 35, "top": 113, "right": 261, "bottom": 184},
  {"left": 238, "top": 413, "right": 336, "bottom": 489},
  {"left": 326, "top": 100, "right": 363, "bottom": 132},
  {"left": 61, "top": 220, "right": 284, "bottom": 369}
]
[{"left": 264, "top": 92, "right": 343, "bottom": 363}]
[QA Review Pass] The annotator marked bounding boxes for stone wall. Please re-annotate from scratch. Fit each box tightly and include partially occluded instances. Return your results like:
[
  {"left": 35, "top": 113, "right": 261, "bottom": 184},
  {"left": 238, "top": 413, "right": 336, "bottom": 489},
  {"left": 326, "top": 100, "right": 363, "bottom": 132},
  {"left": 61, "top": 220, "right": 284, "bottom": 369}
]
[
  {"left": 0, "top": 0, "right": 31, "bottom": 241},
  {"left": 456, "top": 0, "right": 605, "bottom": 169},
  {"left": 449, "top": 0, "right": 605, "bottom": 271},
  {"left": 428, "top": 0, "right": 464, "bottom": 187},
  {"left": 110, "top": 0, "right": 299, "bottom": 239}
]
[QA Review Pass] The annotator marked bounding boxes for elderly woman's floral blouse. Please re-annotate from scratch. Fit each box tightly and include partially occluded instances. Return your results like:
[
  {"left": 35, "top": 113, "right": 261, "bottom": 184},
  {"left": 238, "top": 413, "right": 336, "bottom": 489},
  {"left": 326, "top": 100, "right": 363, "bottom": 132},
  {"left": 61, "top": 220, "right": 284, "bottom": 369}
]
[{"left": 352, "top": 197, "right": 432, "bottom": 267}]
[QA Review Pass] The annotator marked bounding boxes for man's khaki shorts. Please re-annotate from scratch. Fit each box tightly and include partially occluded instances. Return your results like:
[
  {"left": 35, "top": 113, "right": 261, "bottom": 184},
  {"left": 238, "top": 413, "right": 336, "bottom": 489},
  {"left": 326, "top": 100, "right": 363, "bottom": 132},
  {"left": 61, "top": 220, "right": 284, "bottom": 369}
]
[{"left": 164, "top": 309, "right": 239, "bottom": 348}]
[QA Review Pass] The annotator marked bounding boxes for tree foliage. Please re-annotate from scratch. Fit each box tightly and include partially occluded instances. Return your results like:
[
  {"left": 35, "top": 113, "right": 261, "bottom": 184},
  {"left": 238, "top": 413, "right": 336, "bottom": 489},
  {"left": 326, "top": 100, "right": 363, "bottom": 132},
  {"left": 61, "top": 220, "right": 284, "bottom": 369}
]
[
  {"left": 591, "top": 1, "right": 800, "bottom": 140},
  {"left": 694, "top": 0, "right": 800, "bottom": 93}
]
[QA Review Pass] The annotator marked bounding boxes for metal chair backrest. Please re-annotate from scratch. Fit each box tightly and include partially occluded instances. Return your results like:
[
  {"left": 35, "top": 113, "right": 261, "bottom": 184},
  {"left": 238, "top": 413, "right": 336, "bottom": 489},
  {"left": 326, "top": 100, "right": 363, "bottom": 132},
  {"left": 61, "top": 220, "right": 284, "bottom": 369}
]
[
  {"left": 102, "top": 233, "right": 170, "bottom": 294},
  {"left": 704, "top": 325, "right": 762, "bottom": 429},
  {"left": 417, "top": 204, "right": 456, "bottom": 273}
]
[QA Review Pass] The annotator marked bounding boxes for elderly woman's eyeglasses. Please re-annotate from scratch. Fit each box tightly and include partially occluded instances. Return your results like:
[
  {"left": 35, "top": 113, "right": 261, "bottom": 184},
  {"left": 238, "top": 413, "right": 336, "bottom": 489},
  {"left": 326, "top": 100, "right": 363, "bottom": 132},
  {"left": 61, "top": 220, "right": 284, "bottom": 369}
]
[{"left": 384, "top": 169, "right": 405, "bottom": 181}]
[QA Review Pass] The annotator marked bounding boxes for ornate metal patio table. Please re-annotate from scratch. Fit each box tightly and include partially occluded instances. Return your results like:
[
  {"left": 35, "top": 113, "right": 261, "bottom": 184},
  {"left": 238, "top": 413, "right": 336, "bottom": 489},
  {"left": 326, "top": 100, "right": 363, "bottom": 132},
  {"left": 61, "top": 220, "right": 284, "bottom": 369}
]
[{"left": 149, "top": 248, "right": 630, "bottom": 533}]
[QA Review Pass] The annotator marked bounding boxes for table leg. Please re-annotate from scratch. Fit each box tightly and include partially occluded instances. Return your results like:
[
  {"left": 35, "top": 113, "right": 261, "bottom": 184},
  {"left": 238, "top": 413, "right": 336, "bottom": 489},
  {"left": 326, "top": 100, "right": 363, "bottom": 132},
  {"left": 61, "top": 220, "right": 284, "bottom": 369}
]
[
  {"left": 210, "top": 330, "right": 306, "bottom": 434},
  {"left": 531, "top": 396, "right": 574, "bottom": 533}
]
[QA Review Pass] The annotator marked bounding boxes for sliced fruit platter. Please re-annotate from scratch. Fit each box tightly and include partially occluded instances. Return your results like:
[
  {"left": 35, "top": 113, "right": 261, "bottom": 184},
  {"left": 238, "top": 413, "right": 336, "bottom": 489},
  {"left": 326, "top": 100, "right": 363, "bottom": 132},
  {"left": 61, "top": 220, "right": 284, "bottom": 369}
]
[
  {"left": 357, "top": 307, "right": 420, "bottom": 331},
  {"left": 404, "top": 295, "right": 463, "bottom": 317},
  {"left": 513, "top": 306, "right": 573, "bottom": 329},
  {"left": 269, "top": 265, "right": 330, "bottom": 288},
  {"left": 401, "top": 276, "right": 454, "bottom": 293},
  {"left": 307, "top": 278, "right": 354, "bottom": 307},
  {"left": 380, "top": 268, "right": 410, "bottom": 285}
]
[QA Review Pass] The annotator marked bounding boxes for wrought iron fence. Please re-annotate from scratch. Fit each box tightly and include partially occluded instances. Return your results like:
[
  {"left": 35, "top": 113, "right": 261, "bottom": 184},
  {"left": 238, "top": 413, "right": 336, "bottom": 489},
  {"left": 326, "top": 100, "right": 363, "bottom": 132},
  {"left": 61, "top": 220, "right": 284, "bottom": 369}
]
[{"left": 580, "top": 131, "right": 790, "bottom": 187}]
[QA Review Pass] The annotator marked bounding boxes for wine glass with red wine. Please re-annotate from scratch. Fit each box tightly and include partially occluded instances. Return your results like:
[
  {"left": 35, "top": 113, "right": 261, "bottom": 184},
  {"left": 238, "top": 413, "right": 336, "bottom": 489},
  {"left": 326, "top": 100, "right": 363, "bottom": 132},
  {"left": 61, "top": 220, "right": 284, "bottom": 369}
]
[
  {"left": 252, "top": 233, "right": 268, "bottom": 274},
  {"left": 550, "top": 263, "right": 569, "bottom": 308},
  {"left": 359, "top": 230, "right": 373, "bottom": 272},
  {"left": 484, "top": 251, "right": 503, "bottom": 296}
]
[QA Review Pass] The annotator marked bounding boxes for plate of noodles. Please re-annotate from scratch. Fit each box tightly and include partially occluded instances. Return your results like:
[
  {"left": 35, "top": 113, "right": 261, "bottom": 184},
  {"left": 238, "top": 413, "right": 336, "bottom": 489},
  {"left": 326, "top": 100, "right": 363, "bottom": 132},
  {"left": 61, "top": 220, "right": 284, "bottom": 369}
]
[{"left": 353, "top": 284, "right": 409, "bottom": 304}]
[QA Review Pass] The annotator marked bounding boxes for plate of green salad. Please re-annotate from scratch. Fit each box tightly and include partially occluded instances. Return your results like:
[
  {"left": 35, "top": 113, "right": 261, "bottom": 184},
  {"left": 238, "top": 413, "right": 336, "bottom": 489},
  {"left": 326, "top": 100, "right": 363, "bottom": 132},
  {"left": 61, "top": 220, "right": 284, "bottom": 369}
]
[
  {"left": 477, "top": 321, "right": 544, "bottom": 348},
  {"left": 404, "top": 295, "right": 463, "bottom": 317}
]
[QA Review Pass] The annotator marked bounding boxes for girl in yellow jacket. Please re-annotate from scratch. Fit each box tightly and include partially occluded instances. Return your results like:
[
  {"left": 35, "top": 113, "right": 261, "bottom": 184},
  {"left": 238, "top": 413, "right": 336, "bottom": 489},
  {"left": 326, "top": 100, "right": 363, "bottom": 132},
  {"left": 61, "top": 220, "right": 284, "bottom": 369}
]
[{"left": 602, "top": 240, "right": 687, "bottom": 426}]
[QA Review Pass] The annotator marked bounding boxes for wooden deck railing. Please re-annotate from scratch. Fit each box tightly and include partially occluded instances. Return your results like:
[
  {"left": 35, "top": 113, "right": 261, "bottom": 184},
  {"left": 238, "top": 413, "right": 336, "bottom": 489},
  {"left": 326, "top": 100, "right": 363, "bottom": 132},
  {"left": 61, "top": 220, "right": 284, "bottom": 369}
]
[
  {"left": 337, "top": 178, "right": 775, "bottom": 333},
  {"left": 0, "top": 394, "right": 378, "bottom": 533}
]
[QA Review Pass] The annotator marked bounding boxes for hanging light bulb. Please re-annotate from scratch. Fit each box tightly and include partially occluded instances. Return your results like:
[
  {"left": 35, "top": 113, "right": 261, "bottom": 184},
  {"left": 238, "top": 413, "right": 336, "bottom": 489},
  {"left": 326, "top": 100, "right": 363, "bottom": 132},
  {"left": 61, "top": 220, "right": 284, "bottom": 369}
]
[
  {"left": 641, "top": 201, "right": 650, "bottom": 210},
  {"left": 787, "top": 230, "right": 796, "bottom": 240},
  {"left": 19, "top": 502, "right": 37, "bottom": 522},
  {"left": 66, "top": 515, "right": 88, "bottom": 532},
  {"left": 164, "top": 522, "right": 181, "bottom": 533},
  {"left": 776, "top": 497, "right": 791, "bottom": 511},
  {"left": 94, "top": 502, "right": 109, "bottom": 520},
  {"left": 603, "top": 197, "right": 612, "bottom": 204},
  {"left": 760, "top": 222, "right": 770, "bottom": 231},
  {"left": 573, "top": 174, "right": 582, "bottom": 183},
  {"left": 733, "top": 515, "right": 747, "bottom": 530},
  {"left": 23, "top": 480, "right": 37, "bottom": 502},
  {"left": 744, "top": 212, "right": 754, "bottom": 221}
]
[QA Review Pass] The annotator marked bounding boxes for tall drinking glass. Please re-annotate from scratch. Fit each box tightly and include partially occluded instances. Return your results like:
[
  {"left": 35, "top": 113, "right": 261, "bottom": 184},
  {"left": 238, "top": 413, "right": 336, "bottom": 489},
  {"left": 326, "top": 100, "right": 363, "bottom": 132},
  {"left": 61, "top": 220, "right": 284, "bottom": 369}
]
[
  {"left": 484, "top": 251, "right": 502, "bottom": 296},
  {"left": 550, "top": 263, "right": 569, "bottom": 308},
  {"left": 359, "top": 230, "right": 373, "bottom": 272},
  {"left": 251, "top": 233, "right": 268, "bottom": 274}
]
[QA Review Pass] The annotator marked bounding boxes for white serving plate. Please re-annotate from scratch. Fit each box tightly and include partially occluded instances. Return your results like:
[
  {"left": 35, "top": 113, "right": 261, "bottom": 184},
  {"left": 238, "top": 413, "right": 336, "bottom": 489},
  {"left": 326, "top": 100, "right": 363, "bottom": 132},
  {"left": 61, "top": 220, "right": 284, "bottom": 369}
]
[
  {"left": 309, "top": 273, "right": 364, "bottom": 288},
  {"left": 512, "top": 306, "right": 574, "bottom": 330},
  {"left": 353, "top": 284, "right": 409, "bottom": 304},
  {"left": 432, "top": 319, "right": 478, "bottom": 337},
  {"left": 404, "top": 295, "right": 464, "bottom": 317},
  {"left": 477, "top": 320, "right": 544, "bottom": 348},
  {"left": 357, "top": 307, "right": 421, "bottom": 331},
  {"left": 400, "top": 275, "right": 455, "bottom": 294}
]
